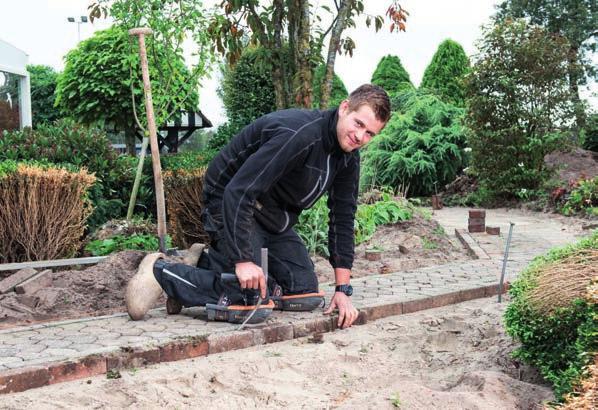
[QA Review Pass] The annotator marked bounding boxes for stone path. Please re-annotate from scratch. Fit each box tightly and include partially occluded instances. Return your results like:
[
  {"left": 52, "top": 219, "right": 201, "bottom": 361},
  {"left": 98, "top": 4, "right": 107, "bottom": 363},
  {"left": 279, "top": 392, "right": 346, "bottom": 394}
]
[{"left": 0, "top": 208, "right": 588, "bottom": 394}]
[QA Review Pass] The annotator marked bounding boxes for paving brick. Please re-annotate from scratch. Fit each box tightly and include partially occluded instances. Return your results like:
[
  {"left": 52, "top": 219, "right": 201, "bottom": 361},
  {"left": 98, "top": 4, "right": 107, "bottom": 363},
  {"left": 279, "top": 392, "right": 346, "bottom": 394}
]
[
  {"left": 365, "top": 303, "right": 403, "bottom": 321},
  {"left": 253, "top": 324, "right": 294, "bottom": 345},
  {"left": 0, "top": 366, "right": 50, "bottom": 394},
  {"left": 207, "top": 331, "right": 255, "bottom": 354},
  {"left": 106, "top": 346, "right": 160, "bottom": 370},
  {"left": 48, "top": 355, "right": 106, "bottom": 385},
  {"left": 402, "top": 297, "right": 436, "bottom": 314},
  {"left": 159, "top": 337, "right": 209, "bottom": 362},
  {"left": 292, "top": 317, "right": 334, "bottom": 338},
  {"left": 15, "top": 270, "right": 53, "bottom": 294},
  {"left": 486, "top": 226, "right": 500, "bottom": 235},
  {"left": 468, "top": 209, "right": 486, "bottom": 218},
  {"left": 0, "top": 268, "right": 37, "bottom": 294}
]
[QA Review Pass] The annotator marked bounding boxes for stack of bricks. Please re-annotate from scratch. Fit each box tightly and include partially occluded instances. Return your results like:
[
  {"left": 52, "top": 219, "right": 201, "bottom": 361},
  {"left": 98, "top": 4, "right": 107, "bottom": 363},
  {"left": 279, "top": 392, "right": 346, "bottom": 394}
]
[{"left": 468, "top": 209, "right": 486, "bottom": 233}]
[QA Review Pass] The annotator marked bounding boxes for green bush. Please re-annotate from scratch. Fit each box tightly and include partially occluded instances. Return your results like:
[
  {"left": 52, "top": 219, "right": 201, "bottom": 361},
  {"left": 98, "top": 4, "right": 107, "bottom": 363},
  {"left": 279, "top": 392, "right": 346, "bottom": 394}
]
[
  {"left": 0, "top": 120, "right": 142, "bottom": 226},
  {"left": 504, "top": 232, "right": 598, "bottom": 401},
  {"left": 295, "top": 192, "right": 412, "bottom": 256},
  {"left": 371, "top": 55, "right": 413, "bottom": 95},
  {"left": 420, "top": 39, "right": 470, "bottom": 107},
  {"left": 85, "top": 233, "right": 172, "bottom": 256},
  {"left": 465, "top": 19, "right": 575, "bottom": 197},
  {"left": 220, "top": 46, "right": 280, "bottom": 128},
  {"left": 361, "top": 90, "right": 466, "bottom": 196},
  {"left": 27, "top": 65, "right": 61, "bottom": 128},
  {"left": 311, "top": 64, "right": 348, "bottom": 109},
  {"left": 561, "top": 176, "right": 598, "bottom": 217}
]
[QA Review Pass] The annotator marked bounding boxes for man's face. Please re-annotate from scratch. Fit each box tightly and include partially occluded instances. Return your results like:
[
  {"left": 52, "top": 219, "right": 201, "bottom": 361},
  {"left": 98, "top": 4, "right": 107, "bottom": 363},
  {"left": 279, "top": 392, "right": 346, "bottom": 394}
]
[{"left": 336, "top": 100, "right": 386, "bottom": 153}]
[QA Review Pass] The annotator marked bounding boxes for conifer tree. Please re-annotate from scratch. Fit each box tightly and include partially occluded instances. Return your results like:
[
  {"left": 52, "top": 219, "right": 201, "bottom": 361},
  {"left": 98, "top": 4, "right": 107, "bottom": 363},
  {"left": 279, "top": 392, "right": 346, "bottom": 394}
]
[
  {"left": 420, "top": 39, "right": 470, "bottom": 106},
  {"left": 370, "top": 55, "right": 413, "bottom": 95}
]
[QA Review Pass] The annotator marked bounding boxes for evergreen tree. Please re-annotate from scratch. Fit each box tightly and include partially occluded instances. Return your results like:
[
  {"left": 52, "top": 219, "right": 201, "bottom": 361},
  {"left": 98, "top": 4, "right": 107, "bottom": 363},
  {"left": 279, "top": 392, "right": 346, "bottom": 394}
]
[
  {"left": 420, "top": 39, "right": 470, "bottom": 106},
  {"left": 370, "top": 55, "right": 413, "bottom": 95}
]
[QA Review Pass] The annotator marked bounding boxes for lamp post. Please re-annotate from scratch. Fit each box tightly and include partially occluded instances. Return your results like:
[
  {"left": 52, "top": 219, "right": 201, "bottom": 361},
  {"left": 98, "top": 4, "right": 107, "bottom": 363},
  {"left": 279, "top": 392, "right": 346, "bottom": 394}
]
[{"left": 67, "top": 16, "right": 88, "bottom": 42}]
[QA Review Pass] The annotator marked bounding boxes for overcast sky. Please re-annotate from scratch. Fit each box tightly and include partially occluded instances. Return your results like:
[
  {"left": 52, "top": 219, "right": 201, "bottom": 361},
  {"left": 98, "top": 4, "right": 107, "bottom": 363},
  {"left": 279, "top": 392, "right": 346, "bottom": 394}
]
[{"left": 1, "top": 0, "right": 595, "bottom": 126}]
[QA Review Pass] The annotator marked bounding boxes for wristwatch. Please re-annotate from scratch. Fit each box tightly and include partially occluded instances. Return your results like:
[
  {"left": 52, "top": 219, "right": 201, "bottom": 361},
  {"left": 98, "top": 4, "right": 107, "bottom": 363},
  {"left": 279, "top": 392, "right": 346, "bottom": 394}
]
[{"left": 335, "top": 284, "right": 353, "bottom": 296}]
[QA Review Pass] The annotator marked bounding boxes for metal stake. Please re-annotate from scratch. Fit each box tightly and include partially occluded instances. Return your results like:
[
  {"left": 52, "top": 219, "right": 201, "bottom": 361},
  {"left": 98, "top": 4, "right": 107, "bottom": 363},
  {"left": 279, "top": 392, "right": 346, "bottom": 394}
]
[
  {"left": 238, "top": 248, "right": 269, "bottom": 330},
  {"left": 128, "top": 28, "right": 168, "bottom": 253},
  {"left": 498, "top": 222, "right": 515, "bottom": 303}
]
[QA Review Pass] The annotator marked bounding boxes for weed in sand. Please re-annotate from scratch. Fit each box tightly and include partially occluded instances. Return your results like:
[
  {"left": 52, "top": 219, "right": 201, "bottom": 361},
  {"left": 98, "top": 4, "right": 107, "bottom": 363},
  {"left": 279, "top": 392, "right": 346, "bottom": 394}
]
[
  {"left": 390, "top": 393, "right": 401, "bottom": 407},
  {"left": 422, "top": 237, "right": 438, "bottom": 250}
]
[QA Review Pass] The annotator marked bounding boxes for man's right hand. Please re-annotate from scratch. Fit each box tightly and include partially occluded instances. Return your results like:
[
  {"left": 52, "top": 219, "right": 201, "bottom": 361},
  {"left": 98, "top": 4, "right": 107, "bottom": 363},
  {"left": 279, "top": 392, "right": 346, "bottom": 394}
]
[{"left": 235, "top": 261, "right": 267, "bottom": 298}]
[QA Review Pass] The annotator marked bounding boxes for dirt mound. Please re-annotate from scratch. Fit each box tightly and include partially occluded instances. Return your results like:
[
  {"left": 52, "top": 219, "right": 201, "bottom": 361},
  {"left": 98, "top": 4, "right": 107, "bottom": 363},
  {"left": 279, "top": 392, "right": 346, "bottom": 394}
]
[
  {"left": 545, "top": 147, "right": 598, "bottom": 183},
  {"left": 314, "top": 212, "right": 471, "bottom": 285},
  {"left": 0, "top": 251, "right": 152, "bottom": 328}
]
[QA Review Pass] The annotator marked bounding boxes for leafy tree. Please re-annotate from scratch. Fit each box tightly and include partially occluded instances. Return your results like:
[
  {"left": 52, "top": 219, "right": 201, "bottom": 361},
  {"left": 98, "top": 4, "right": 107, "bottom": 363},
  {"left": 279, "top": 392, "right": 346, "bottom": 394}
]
[
  {"left": 370, "top": 55, "right": 413, "bottom": 96},
  {"left": 312, "top": 64, "right": 348, "bottom": 109},
  {"left": 361, "top": 89, "right": 466, "bottom": 196},
  {"left": 205, "top": 1, "right": 407, "bottom": 109},
  {"left": 219, "top": 47, "right": 280, "bottom": 128},
  {"left": 27, "top": 65, "right": 61, "bottom": 128},
  {"left": 420, "top": 39, "right": 470, "bottom": 107},
  {"left": 55, "top": 26, "right": 198, "bottom": 155},
  {"left": 465, "top": 19, "right": 576, "bottom": 197},
  {"left": 495, "top": 0, "right": 597, "bottom": 130}
]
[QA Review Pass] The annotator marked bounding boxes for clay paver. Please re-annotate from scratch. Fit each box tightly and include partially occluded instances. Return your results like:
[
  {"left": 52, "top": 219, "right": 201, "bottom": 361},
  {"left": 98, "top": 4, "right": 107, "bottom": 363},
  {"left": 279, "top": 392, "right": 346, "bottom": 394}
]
[{"left": 0, "top": 207, "right": 587, "bottom": 394}]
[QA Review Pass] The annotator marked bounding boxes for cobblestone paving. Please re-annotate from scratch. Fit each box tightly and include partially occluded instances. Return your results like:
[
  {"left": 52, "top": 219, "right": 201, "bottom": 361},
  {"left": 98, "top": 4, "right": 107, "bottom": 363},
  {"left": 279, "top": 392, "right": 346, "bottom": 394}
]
[{"left": 0, "top": 208, "right": 587, "bottom": 373}]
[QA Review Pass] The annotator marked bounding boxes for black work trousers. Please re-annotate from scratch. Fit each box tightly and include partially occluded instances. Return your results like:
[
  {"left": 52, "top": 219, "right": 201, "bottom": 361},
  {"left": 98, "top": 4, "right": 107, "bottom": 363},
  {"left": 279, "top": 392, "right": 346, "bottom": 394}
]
[{"left": 154, "top": 220, "right": 318, "bottom": 307}]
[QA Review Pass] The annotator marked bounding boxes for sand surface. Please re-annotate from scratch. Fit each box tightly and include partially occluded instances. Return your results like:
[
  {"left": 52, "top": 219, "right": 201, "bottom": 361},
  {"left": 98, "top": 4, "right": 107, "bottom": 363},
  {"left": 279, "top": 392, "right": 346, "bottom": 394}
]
[{"left": 2, "top": 297, "right": 553, "bottom": 409}]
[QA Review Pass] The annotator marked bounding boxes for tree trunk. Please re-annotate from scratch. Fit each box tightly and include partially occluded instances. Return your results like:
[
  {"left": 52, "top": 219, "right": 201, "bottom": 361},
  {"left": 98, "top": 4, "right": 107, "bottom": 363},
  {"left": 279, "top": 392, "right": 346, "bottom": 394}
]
[
  {"left": 568, "top": 46, "right": 586, "bottom": 135},
  {"left": 294, "top": 0, "right": 313, "bottom": 108},
  {"left": 320, "top": 0, "right": 353, "bottom": 109},
  {"left": 271, "top": 0, "right": 287, "bottom": 109}
]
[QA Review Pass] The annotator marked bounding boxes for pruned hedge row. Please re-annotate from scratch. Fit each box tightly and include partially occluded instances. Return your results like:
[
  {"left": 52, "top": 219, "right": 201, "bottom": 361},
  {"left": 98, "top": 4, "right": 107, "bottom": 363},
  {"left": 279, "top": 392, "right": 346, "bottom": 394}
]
[{"left": 0, "top": 160, "right": 95, "bottom": 263}]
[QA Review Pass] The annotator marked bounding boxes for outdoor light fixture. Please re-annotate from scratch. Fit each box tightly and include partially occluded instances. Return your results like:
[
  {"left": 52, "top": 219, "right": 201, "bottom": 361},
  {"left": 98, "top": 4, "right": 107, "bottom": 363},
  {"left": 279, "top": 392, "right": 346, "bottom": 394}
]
[{"left": 67, "top": 16, "right": 89, "bottom": 42}]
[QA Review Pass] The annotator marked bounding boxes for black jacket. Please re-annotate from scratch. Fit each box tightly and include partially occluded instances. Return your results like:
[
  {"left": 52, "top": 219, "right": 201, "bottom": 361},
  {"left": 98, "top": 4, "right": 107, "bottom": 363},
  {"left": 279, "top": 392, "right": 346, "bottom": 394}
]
[{"left": 203, "top": 108, "right": 359, "bottom": 269}]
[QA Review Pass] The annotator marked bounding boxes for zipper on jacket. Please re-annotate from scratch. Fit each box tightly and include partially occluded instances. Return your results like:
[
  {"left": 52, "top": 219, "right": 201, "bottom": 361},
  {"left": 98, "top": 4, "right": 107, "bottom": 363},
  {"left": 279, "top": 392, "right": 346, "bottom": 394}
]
[{"left": 305, "top": 154, "right": 332, "bottom": 208}]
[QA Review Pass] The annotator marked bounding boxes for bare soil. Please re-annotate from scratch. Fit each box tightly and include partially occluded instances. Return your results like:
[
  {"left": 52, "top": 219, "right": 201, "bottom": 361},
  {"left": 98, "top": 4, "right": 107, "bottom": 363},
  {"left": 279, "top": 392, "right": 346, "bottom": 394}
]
[
  {"left": 314, "top": 212, "right": 470, "bottom": 285},
  {"left": 545, "top": 147, "right": 598, "bottom": 183},
  {"left": 1, "top": 297, "right": 554, "bottom": 409},
  {"left": 0, "top": 212, "right": 469, "bottom": 329}
]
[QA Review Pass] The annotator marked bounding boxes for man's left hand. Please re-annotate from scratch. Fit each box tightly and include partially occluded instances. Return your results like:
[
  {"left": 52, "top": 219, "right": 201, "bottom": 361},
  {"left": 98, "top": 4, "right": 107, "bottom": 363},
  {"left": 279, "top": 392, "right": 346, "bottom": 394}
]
[{"left": 324, "top": 292, "right": 359, "bottom": 329}]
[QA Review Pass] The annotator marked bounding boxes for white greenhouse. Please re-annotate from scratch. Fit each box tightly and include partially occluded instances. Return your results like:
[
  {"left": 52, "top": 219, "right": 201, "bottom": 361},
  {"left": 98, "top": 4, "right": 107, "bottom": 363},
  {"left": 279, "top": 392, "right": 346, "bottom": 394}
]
[{"left": 0, "top": 38, "right": 32, "bottom": 132}]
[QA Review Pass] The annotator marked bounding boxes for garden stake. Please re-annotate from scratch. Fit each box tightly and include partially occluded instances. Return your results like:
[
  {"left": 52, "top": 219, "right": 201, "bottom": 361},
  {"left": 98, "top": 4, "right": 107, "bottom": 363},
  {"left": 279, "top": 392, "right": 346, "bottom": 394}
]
[
  {"left": 129, "top": 28, "right": 168, "bottom": 253},
  {"left": 498, "top": 222, "right": 515, "bottom": 303}
]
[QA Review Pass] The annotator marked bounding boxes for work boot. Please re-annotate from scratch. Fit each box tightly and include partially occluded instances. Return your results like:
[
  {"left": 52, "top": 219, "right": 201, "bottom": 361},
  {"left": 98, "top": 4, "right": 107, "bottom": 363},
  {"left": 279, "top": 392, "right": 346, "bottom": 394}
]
[
  {"left": 206, "top": 292, "right": 275, "bottom": 324},
  {"left": 182, "top": 243, "right": 206, "bottom": 266},
  {"left": 126, "top": 252, "right": 165, "bottom": 320},
  {"left": 271, "top": 284, "right": 325, "bottom": 311},
  {"left": 166, "top": 297, "right": 183, "bottom": 315}
]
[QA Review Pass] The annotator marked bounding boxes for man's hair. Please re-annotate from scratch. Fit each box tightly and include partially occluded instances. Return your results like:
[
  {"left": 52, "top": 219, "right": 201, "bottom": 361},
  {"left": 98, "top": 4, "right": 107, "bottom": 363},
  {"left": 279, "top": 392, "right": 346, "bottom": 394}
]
[{"left": 347, "top": 84, "right": 391, "bottom": 123}]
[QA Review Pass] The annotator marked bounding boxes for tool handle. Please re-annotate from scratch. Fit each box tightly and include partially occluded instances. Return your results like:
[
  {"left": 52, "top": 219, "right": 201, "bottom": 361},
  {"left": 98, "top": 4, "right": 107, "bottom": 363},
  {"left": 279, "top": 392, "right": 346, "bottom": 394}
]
[{"left": 220, "top": 273, "right": 238, "bottom": 283}]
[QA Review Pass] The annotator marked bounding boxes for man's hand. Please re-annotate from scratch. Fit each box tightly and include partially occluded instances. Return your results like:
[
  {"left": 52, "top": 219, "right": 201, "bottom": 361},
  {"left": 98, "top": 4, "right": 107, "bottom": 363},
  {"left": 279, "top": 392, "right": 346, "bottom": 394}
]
[
  {"left": 324, "top": 292, "right": 359, "bottom": 329},
  {"left": 235, "top": 261, "right": 267, "bottom": 298}
]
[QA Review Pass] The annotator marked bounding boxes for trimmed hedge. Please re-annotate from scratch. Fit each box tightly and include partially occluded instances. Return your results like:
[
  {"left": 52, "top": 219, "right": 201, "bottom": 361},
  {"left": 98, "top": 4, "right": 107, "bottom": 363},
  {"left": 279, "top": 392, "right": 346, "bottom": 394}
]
[{"left": 0, "top": 160, "right": 95, "bottom": 262}]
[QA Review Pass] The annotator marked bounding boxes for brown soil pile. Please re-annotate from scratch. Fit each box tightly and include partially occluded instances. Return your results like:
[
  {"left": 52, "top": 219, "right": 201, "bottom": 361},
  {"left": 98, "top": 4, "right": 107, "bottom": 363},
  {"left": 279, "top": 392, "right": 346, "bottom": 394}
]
[
  {"left": 314, "top": 212, "right": 471, "bottom": 285},
  {"left": 545, "top": 147, "right": 598, "bottom": 184},
  {"left": 0, "top": 251, "right": 149, "bottom": 328}
]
